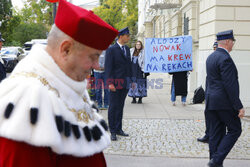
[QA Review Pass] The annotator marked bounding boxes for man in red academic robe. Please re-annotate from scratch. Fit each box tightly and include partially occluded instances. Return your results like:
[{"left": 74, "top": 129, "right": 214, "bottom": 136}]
[{"left": 0, "top": 0, "right": 118, "bottom": 166}]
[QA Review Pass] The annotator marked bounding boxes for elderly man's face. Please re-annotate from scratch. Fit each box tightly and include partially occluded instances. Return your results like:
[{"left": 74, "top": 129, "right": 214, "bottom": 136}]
[{"left": 66, "top": 44, "right": 102, "bottom": 81}]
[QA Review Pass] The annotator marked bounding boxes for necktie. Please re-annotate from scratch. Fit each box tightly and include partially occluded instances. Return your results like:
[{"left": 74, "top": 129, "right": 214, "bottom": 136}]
[{"left": 122, "top": 46, "right": 126, "bottom": 57}]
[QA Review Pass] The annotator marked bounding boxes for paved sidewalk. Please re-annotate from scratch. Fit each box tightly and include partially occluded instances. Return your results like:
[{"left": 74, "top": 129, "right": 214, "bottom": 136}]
[
  {"left": 100, "top": 73, "right": 250, "bottom": 167},
  {"left": 104, "top": 155, "right": 250, "bottom": 167}
]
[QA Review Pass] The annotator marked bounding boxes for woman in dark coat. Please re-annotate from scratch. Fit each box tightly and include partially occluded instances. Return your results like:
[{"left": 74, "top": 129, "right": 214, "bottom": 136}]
[
  {"left": 128, "top": 41, "right": 149, "bottom": 104},
  {"left": 169, "top": 71, "right": 189, "bottom": 106}
]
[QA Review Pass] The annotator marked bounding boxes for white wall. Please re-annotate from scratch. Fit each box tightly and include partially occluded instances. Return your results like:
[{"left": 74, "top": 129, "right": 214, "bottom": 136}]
[
  {"left": 198, "top": 0, "right": 250, "bottom": 107},
  {"left": 139, "top": 0, "right": 250, "bottom": 106}
]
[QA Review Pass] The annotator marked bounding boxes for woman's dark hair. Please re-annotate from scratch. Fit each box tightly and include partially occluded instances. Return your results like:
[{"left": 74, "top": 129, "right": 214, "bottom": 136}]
[{"left": 133, "top": 40, "right": 143, "bottom": 57}]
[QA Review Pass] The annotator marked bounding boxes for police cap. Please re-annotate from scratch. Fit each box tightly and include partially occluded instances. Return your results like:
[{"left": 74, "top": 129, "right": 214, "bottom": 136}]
[
  {"left": 216, "top": 30, "right": 235, "bottom": 41},
  {"left": 118, "top": 27, "right": 130, "bottom": 36}
]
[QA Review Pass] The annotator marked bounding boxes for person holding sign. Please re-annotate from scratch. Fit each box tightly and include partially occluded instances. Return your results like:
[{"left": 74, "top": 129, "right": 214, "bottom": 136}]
[
  {"left": 105, "top": 27, "right": 132, "bottom": 141},
  {"left": 128, "top": 41, "right": 149, "bottom": 104},
  {"left": 169, "top": 71, "right": 189, "bottom": 106},
  {"left": 205, "top": 30, "right": 245, "bottom": 167},
  {"left": 144, "top": 36, "right": 192, "bottom": 106}
]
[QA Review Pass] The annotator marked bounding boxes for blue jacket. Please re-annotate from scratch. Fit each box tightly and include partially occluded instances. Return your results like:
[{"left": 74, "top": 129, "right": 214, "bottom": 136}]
[
  {"left": 105, "top": 42, "right": 132, "bottom": 89},
  {"left": 205, "top": 48, "right": 243, "bottom": 111}
]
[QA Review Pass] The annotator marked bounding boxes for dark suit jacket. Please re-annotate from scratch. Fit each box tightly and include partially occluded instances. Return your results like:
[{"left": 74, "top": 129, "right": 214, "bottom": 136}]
[
  {"left": 105, "top": 42, "right": 131, "bottom": 89},
  {"left": 205, "top": 48, "right": 243, "bottom": 111},
  {"left": 0, "top": 62, "right": 6, "bottom": 82}
]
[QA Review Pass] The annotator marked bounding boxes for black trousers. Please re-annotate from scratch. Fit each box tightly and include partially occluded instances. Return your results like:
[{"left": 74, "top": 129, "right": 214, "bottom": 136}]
[
  {"left": 108, "top": 89, "right": 128, "bottom": 134},
  {"left": 207, "top": 109, "right": 241, "bottom": 165},
  {"left": 204, "top": 109, "right": 209, "bottom": 137}
]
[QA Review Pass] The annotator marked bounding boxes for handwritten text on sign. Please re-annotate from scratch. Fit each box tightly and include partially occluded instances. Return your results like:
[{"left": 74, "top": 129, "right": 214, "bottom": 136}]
[{"left": 144, "top": 36, "right": 193, "bottom": 73}]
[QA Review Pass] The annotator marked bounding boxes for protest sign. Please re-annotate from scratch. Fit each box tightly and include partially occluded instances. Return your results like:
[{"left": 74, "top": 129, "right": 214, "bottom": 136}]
[{"left": 144, "top": 35, "right": 192, "bottom": 73}]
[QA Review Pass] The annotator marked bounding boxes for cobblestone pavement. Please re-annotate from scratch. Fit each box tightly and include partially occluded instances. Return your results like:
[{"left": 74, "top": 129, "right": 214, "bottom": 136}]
[
  {"left": 102, "top": 73, "right": 250, "bottom": 161},
  {"left": 104, "top": 119, "right": 250, "bottom": 160}
]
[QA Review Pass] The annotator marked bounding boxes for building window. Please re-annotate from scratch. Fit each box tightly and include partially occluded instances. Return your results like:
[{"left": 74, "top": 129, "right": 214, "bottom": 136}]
[{"left": 184, "top": 13, "right": 189, "bottom": 35}]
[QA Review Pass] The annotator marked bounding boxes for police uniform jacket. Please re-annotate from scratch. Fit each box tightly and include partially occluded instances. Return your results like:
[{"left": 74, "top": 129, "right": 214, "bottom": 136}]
[
  {"left": 205, "top": 47, "right": 243, "bottom": 111},
  {"left": 105, "top": 42, "right": 131, "bottom": 89}
]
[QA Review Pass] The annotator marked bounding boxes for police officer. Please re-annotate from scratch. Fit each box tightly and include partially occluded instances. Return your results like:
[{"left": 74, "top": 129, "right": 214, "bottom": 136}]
[
  {"left": 0, "top": 32, "right": 6, "bottom": 82},
  {"left": 205, "top": 30, "right": 245, "bottom": 167},
  {"left": 213, "top": 41, "right": 218, "bottom": 50},
  {"left": 197, "top": 41, "right": 218, "bottom": 144},
  {"left": 105, "top": 27, "right": 132, "bottom": 141}
]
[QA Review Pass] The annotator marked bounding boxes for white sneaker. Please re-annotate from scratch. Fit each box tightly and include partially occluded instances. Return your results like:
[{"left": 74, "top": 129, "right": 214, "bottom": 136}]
[
  {"left": 182, "top": 102, "right": 186, "bottom": 106},
  {"left": 172, "top": 102, "right": 176, "bottom": 106}
]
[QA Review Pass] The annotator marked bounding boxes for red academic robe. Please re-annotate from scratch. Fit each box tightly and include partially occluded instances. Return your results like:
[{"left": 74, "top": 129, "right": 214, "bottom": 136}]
[{"left": 0, "top": 137, "right": 106, "bottom": 167}]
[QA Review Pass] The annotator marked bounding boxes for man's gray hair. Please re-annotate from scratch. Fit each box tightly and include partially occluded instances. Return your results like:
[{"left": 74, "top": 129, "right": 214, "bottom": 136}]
[{"left": 47, "top": 24, "right": 84, "bottom": 50}]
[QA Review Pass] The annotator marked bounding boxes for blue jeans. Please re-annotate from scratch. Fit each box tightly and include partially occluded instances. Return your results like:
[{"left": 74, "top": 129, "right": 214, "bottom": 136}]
[
  {"left": 94, "top": 72, "right": 109, "bottom": 106},
  {"left": 171, "top": 82, "right": 186, "bottom": 102}
]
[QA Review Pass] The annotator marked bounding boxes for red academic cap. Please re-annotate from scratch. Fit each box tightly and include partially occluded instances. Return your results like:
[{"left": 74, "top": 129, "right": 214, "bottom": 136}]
[{"left": 55, "top": 0, "right": 118, "bottom": 50}]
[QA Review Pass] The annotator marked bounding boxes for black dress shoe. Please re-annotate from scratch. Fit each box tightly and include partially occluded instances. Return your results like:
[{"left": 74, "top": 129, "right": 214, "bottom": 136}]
[
  {"left": 207, "top": 159, "right": 223, "bottom": 167},
  {"left": 137, "top": 98, "right": 142, "bottom": 104},
  {"left": 197, "top": 135, "right": 209, "bottom": 143},
  {"left": 111, "top": 133, "right": 117, "bottom": 141},
  {"left": 116, "top": 130, "right": 129, "bottom": 137}
]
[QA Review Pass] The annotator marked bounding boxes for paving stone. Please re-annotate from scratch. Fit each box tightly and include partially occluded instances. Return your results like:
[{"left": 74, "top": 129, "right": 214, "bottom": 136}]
[{"left": 104, "top": 119, "right": 250, "bottom": 159}]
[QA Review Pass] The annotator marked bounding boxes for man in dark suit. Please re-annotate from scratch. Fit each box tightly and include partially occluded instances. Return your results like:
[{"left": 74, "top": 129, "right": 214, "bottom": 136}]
[
  {"left": 205, "top": 30, "right": 245, "bottom": 167},
  {"left": 198, "top": 41, "right": 218, "bottom": 144},
  {"left": 0, "top": 32, "right": 6, "bottom": 82},
  {"left": 105, "top": 27, "right": 131, "bottom": 141}
]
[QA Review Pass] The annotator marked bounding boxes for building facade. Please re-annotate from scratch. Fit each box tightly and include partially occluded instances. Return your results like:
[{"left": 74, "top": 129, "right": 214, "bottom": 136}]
[
  {"left": 138, "top": 0, "right": 250, "bottom": 106},
  {"left": 78, "top": 0, "right": 99, "bottom": 10}
]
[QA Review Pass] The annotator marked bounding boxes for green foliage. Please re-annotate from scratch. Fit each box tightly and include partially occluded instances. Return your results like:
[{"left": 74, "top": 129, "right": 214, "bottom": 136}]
[
  {"left": 94, "top": 0, "right": 138, "bottom": 47},
  {"left": 12, "top": 23, "right": 48, "bottom": 46},
  {"left": 1, "top": 15, "right": 22, "bottom": 46},
  {"left": 94, "top": 0, "right": 123, "bottom": 28},
  {"left": 0, "top": 0, "right": 13, "bottom": 43},
  {"left": 99, "top": 0, "right": 106, "bottom": 5},
  {"left": 0, "top": 0, "right": 52, "bottom": 46},
  {"left": 0, "top": 0, "right": 12, "bottom": 21},
  {"left": 124, "top": 0, "right": 138, "bottom": 46},
  {"left": 20, "top": 0, "right": 53, "bottom": 26}
]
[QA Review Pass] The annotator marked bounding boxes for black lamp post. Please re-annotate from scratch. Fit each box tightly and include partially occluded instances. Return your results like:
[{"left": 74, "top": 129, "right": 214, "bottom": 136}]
[{"left": 53, "top": 3, "right": 57, "bottom": 23}]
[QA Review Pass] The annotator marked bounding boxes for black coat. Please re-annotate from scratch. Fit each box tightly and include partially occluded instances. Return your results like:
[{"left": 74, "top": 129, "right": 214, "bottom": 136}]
[
  {"left": 105, "top": 42, "right": 132, "bottom": 89},
  {"left": 170, "top": 71, "right": 188, "bottom": 96},
  {"left": 205, "top": 48, "right": 243, "bottom": 111},
  {"left": 0, "top": 62, "right": 6, "bottom": 82}
]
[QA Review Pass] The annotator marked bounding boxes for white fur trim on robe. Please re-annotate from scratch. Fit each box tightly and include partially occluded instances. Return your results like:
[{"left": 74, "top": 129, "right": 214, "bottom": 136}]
[{"left": 0, "top": 44, "right": 110, "bottom": 157}]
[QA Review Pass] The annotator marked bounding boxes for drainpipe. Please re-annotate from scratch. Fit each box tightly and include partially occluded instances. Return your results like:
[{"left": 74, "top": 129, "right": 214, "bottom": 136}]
[
  {"left": 196, "top": 0, "right": 199, "bottom": 41},
  {"left": 153, "top": 19, "right": 156, "bottom": 38},
  {"left": 163, "top": 11, "right": 165, "bottom": 38},
  {"left": 53, "top": 3, "right": 57, "bottom": 23}
]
